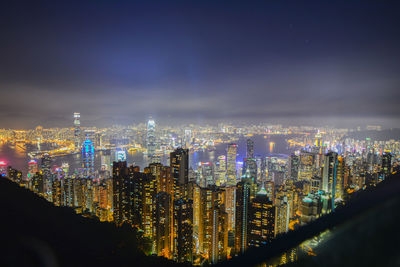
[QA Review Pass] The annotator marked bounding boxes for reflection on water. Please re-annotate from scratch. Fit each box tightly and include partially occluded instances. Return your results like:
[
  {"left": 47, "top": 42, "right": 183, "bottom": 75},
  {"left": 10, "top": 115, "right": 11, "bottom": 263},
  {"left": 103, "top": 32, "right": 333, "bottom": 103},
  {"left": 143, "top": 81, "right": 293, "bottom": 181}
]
[
  {"left": 269, "top": 141, "right": 276, "bottom": 153},
  {"left": 0, "top": 134, "right": 296, "bottom": 175}
]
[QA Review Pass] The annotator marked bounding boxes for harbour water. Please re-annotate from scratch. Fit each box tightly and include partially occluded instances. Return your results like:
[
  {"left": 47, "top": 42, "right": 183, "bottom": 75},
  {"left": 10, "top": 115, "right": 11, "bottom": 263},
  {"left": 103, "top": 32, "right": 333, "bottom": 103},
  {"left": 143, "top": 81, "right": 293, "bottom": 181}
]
[{"left": 0, "top": 134, "right": 295, "bottom": 176}]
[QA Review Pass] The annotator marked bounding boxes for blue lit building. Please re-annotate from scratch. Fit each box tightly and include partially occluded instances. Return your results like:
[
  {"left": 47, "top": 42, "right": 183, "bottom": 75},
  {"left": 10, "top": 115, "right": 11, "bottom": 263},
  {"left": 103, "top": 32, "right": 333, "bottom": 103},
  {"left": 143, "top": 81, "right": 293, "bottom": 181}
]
[
  {"left": 82, "top": 138, "right": 95, "bottom": 176},
  {"left": 115, "top": 149, "right": 127, "bottom": 161}
]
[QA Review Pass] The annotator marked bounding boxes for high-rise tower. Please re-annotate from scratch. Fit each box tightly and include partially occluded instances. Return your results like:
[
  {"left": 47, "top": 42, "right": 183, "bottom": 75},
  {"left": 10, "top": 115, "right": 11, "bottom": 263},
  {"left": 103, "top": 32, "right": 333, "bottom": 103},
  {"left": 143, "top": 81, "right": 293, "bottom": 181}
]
[
  {"left": 381, "top": 153, "right": 392, "bottom": 179},
  {"left": 147, "top": 117, "right": 157, "bottom": 162},
  {"left": 82, "top": 138, "right": 95, "bottom": 176},
  {"left": 74, "top": 112, "right": 81, "bottom": 149},
  {"left": 234, "top": 179, "right": 251, "bottom": 254},
  {"left": 247, "top": 188, "right": 275, "bottom": 248},
  {"left": 226, "top": 144, "right": 237, "bottom": 186},
  {"left": 246, "top": 139, "right": 254, "bottom": 159},
  {"left": 322, "top": 152, "right": 338, "bottom": 210},
  {"left": 170, "top": 148, "right": 189, "bottom": 199}
]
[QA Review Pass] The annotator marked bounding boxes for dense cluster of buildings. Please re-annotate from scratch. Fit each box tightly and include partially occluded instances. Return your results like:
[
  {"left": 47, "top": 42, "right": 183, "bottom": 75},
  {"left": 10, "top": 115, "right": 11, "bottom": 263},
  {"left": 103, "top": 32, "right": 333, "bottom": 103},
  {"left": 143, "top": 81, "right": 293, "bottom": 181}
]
[{"left": 1, "top": 115, "right": 399, "bottom": 265}]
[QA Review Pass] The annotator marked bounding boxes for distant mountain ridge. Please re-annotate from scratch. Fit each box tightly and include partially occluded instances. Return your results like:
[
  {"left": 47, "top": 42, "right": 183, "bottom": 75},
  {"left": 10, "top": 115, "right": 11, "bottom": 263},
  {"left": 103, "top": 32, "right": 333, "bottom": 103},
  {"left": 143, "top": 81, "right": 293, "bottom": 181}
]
[{"left": 345, "top": 128, "right": 400, "bottom": 141}]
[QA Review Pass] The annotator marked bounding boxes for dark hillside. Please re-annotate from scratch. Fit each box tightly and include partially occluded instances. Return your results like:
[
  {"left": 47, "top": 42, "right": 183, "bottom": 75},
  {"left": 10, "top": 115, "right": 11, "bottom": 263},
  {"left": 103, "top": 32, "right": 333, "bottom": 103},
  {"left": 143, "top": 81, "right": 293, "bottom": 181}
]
[{"left": 0, "top": 178, "right": 184, "bottom": 267}]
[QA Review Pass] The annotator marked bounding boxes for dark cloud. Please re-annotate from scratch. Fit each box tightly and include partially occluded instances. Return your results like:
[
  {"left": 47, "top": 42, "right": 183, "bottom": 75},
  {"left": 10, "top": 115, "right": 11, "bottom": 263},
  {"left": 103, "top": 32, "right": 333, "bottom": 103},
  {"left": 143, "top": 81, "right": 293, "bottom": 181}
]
[{"left": 0, "top": 0, "right": 399, "bottom": 128}]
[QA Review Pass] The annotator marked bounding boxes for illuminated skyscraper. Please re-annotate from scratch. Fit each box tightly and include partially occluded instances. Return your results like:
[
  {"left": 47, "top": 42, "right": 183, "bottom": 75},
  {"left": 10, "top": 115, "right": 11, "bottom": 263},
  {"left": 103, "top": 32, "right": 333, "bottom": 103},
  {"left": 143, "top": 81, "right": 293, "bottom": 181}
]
[
  {"left": 300, "top": 191, "right": 331, "bottom": 225},
  {"left": 63, "top": 177, "right": 74, "bottom": 207},
  {"left": 298, "top": 152, "right": 314, "bottom": 180},
  {"left": 226, "top": 144, "right": 237, "bottom": 186},
  {"left": 247, "top": 189, "right": 275, "bottom": 248},
  {"left": 115, "top": 149, "right": 127, "bottom": 162},
  {"left": 243, "top": 158, "right": 257, "bottom": 183},
  {"left": 31, "top": 172, "right": 44, "bottom": 195},
  {"left": 314, "top": 131, "right": 322, "bottom": 147},
  {"left": 27, "top": 159, "right": 38, "bottom": 180},
  {"left": 335, "top": 156, "right": 345, "bottom": 200},
  {"left": 173, "top": 198, "right": 193, "bottom": 263},
  {"left": 184, "top": 129, "right": 192, "bottom": 148},
  {"left": 199, "top": 162, "right": 214, "bottom": 187},
  {"left": 74, "top": 112, "right": 81, "bottom": 149},
  {"left": 235, "top": 179, "right": 251, "bottom": 254},
  {"left": 170, "top": 148, "right": 189, "bottom": 199},
  {"left": 322, "top": 152, "right": 338, "bottom": 210},
  {"left": 140, "top": 167, "right": 158, "bottom": 239},
  {"left": 169, "top": 148, "right": 193, "bottom": 263},
  {"left": 154, "top": 191, "right": 172, "bottom": 259},
  {"left": 275, "top": 195, "right": 290, "bottom": 235},
  {"left": 147, "top": 117, "right": 157, "bottom": 162},
  {"left": 223, "top": 186, "right": 236, "bottom": 232},
  {"left": 288, "top": 154, "right": 299, "bottom": 180},
  {"left": 40, "top": 153, "right": 53, "bottom": 199},
  {"left": 82, "top": 138, "right": 95, "bottom": 176},
  {"left": 100, "top": 150, "right": 111, "bottom": 173},
  {"left": 52, "top": 178, "right": 62, "bottom": 207},
  {"left": 198, "top": 186, "right": 228, "bottom": 264},
  {"left": 246, "top": 139, "right": 254, "bottom": 159},
  {"left": 216, "top": 155, "right": 227, "bottom": 186},
  {"left": 41, "top": 153, "right": 52, "bottom": 179},
  {"left": 381, "top": 152, "right": 392, "bottom": 179},
  {"left": 112, "top": 161, "right": 130, "bottom": 225}
]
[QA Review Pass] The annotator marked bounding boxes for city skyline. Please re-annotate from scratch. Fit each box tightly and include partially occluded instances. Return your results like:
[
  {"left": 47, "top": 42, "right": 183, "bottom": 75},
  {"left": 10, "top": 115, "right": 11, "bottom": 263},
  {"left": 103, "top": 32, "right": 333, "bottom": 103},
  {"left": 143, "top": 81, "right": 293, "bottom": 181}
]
[
  {"left": 1, "top": 0, "right": 400, "bottom": 128},
  {"left": 1, "top": 111, "right": 399, "bottom": 265},
  {"left": 1, "top": 1, "right": 400, "bottom": 266}
]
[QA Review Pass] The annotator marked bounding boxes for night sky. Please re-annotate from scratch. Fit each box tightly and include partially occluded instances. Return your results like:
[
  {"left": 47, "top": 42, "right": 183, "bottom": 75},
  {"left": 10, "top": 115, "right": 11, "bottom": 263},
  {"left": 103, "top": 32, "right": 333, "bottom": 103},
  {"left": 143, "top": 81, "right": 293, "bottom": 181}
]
[{"left": 1, "top": 0, "right": 399, "bottom": 128}]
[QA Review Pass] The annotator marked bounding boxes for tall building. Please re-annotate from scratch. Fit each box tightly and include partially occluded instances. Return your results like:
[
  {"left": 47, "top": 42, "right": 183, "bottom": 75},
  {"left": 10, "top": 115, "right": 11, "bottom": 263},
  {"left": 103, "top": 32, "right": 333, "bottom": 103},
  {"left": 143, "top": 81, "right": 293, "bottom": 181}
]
[
  {"left": 147, "top": 117, "right": 157, "bottom": 162},
  {"left": 27, "top": 159, "right": 38, "bottom": 180},
  {"left": 52, "top": 178, "right": 62, "bottom": 207},
  {"left": 314, "top": 130, "right": 322, "bottom": 149},
  {"left": 300, "top": 191, "right": 331, "bottom": 225},
  {"left": 199, "top": 162, "right": 214, "bottom": 187},
  {"left": 234, "top": 179, "right": 251, "bottom": 254},
  {"left": 322, "top": 152, "right": 338, "bottom": 210},
  {"left": 215, "top": 155, "right": 227, "bottom": 186},
  {"left": 41, "top": 153, "right": 53, "bottom": 199},
  {"left": 247, "top": 188, "right": 275, "bottom": 248},
  {"left": 173, "top": 198, "right": 193, "bottom": 263},
  {"left": 243, "top": 137, "right": 257, "bottom": 184},
  {"left": 115, "top": 149, "right": 127, "bottom": 162},
  {"left": 184, "top": 129, "right": 192, "bottom": 148},
  {"left": 243, "top": 158, "right": 257, "bottom": 183},
  {"left": 112, "top": 161, "right": 130, "bottom": 225},
  {"left": 63, "top": 177, "right": 74, "bottom": 207},
  {"left": 226, "top": 144, "right": 237, "bottom": 186},
  {"left": 298, "top": 152, "right": 314, "bottom": 181},
  {"left": 246, "top": 139, "right": 254, "bottom": 158},
  {"left": 100, "top": 150, "right": 111, "bottom": 173},
  {"left": 170, "top": 148, "right": 189, "bottom": 199},
  {"left": 275, "top": 195, "right": 290, "bottom": 235},
  {"left": 288, "top": 155, "right": 300, "bottom": 180},
  {"left": 41, "top": 153, "right": 52, "bottom": 179},
  {"left": 154, "top": 192, "right": 172, "bottom": 259},
  {"left": 31, "top": 172, "right": 44, "bottom": 195},
  {"left": 335, "top": 156, "right": 345, "bottom": 200},
  {"left": 223, "top": 186, "right": 236, "bottom": 232},
  {"left": 198, "top": 186, "right": 228, "bottom": 264},
  {"left": 148, "top": 163, "right": 174, "bottom": 195},
  {"left": 82, "top": 138, "right": 95, "bottom": 176},
  {"left": 381, "top": 153, "right": 392, "bottom": 179},
  {"left": 74, "top": 112, "right": 81, "bottom": 149},
  {"left": 170, "top": 148, "right": 193, "bottom": 263}
]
